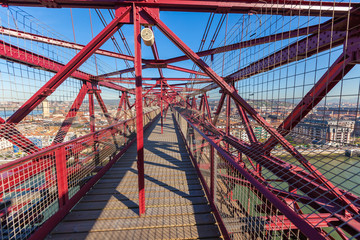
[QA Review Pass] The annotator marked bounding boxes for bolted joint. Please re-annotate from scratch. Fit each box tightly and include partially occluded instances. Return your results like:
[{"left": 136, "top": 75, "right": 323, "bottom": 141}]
[
  {"left": 87, "top": 89, "right": 101, "bottom": 94},
  {"left": 39, "top": 88, "right": 55, "bottom": 97}
]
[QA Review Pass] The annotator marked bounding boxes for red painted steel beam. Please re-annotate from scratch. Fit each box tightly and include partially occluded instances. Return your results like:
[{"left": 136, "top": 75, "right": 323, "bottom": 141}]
[
  {"left": 179, "top": 106, "right": 360, "bottom": 236},
  {"left": 0, "top": 0, "right": 354, "bottom": 16},
  {"left": 212, "top": 92, "right": 225, "bottom": 125},
  {"left": 193, "top": 107, "right": 360, "bottom": 209},
  {"left": 0, "top": 39, "right": 131, "bottom": 93},
  {"left": 163, "top": 81, "right": 191, "bottom": 108},
  {"left": 191, "top": 97, "right": 197, "bottom": 110},
  {"left": 134, "top": 4, "right": 145, "bottom": 216},
  {"left": 166, "top": 64, "right": 208, "bottom": 76},
  {"left": 115, "top": 93, "right": 126, "bottom": 121},
  {"left": 146, "top": 8, "right": 358, "bottom": 216},
  {"left": 204, "top": 93, "right": 211, "bottom": 121},
  {"left": 149, "top": 27, "right": 164, "bottom": 79},
  {"left": 99, "top": 77, "right": 212, "bottom": 82},
  {"left": 0, "top": 26, "right": 136, "bottom": 63},
  {"left": 234, "top": 101, "right": 257, "bottom": 144},
  {"left": 143, "top": 63, "right": 209, "bottom": 76},
  {"left": 55, "top": 146, "right": 69, "bottom": 207},
  {"left": 94, "top": 90, "right": 115, "bottom": 125},
  {"left": 264, "top": 52, "right": 354, "bottom": 151},
  {"left": 162, "top": 23, "right": 321, "bottom": 65},
  {"left": 143, "top": 83, "right": 157, "bottom": 98},
  {"left": 200, "top": 15, "right": 354, "bottom": 93},
  {"left": 52, "top": 83, "right": 88, "bottom": 145},
  {"left": 4, "top": 7, "right": 130, "bottom": 125},
  {"left": 98, "top": 66, "right": 139, "bottom": 77},
  {"left": 174, "top": 107, "right": 326, "bottom": 240},
  {"left": 160, "top": 79, "right": 163, "bottom": 133},
  {"left": 99, "top": 79, "right": 154, "bottom": 86},
  {"left": 98, "top": 63, "right": 209, "bottom": 78},
  {"left": 0, "top": 39, "right": 91, "bottom": 81},
  {"left": 26, "top": 109, "right": 159, "bottom": 240},
  {"left": 98, "top": 81, "right": 132, "bottom": 92},
  {"left": 115, "top": 91, "right": 135, "bottom": 121}
]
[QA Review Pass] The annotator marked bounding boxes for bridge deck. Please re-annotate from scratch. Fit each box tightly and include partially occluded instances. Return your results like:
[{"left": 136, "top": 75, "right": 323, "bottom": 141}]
[{"left": 47, "top": 116, "right": 221, "bottom": 239}]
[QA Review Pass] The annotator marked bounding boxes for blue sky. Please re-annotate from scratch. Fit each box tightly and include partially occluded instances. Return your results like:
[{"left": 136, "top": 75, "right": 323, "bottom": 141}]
[
  {"left": 1, "top": 4, "right": 359, "bottom": 105},
  {"left": 20, "top": 7, "right": 237, "bottom": 79}
]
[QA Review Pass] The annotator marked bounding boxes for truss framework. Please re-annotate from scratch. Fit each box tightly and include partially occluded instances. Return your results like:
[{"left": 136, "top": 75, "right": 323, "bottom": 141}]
[{"left": 0, "top": 1, "right": 358, "bottom": 240}]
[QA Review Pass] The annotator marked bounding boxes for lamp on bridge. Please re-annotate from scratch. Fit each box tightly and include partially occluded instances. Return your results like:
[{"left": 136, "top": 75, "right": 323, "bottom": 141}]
[{"left": 141, "top": 27, "right": 154, "bottom": 46}]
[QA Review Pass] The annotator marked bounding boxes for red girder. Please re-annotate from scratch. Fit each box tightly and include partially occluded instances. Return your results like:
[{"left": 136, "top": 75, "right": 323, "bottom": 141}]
[
  {"left": 98, "top": 77, "right": 212, "bottom": 82},
  {"left": 263, "top": 53, "right": 354, "bottom": 151},
  {"left": 0, "top": 39, "right": 91, "bottom": 81},
  {"left": 200, "top": 15, "right": 355, "bottom": 93},
  {"left": 0, "top": 39, "right": 130, "bottom": 93},
  {"left": 4, "top": 7, "right": 130, "bottom": 125},
  {"left": 0, "top": 0, "right": 354, "bottom": 17},
  {"left": 0, "top": 26, "right": 136, "bottom": 63},
  {"left": 145, "top": 6, "right": 358, "bottom": 216},
  {"left": 52, "top": 83, "right": 88, "bottom": 145},
  {"left": 0, "top": 2, "right": 358, "bottom": 239},
  {"left": 134, "top": 4, "right": 145, "bottom": 216},
  {"left": 174, "top": 106, "right": 326, "bottom": 239},
  {"left": 162, "top": 23, "right": 320, "bottom": 65},
  {"left": 98, "top": 63, "right": 209, "bottom": 78},
  {"left": 176, "top": 106, "right": 360, "bottom": 236},
  {"left": 149, "top": 27, "right": 164, "bottom": 78}
]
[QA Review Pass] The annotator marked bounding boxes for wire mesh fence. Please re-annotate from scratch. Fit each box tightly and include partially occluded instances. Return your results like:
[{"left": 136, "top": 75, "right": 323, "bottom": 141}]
[
  {"left": 0, "top": 107, "right": 159, "bottom": 240},
  {"left": 177, "top": 1, "right": 360, "bottom": 239}
]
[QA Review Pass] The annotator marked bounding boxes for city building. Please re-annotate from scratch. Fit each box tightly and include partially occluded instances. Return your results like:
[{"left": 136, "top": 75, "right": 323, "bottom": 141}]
[{"left": 294, "top": 119, "right": 355, "bottom": 145}]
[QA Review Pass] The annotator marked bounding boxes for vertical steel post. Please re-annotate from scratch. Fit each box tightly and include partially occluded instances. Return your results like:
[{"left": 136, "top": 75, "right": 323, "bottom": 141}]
[
  {"left": 55, "top": 146, "right": 68, "bottom": 208},
  {"left": 226, "top": 94, "right": 231, "bottom": 150},
  {"left": 88, "top": 87, "right": 98, "bottom": 166},
  {"left": 161, "top": 79, "right": 163, "bottom": 134},
  {"left": 124, "top": 92, "right": 128, "bottom": 140},
  {"left": 53, "top": 83, "right": 88, "bottom": 145},
  {"left": 210, "top": 145, "right": 215, "bottom": 201},
  {"left": 134, "top": 5, "right": 145, "bottom": 216},
  {"left": 115, "top": 92, "right": 125, "bottom": 121},
  {"left": 88, "top": 90, "right": 95, "bottom": 134}
]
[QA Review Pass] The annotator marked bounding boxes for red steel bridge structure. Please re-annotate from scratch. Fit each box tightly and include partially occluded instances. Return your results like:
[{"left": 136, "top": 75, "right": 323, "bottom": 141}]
[{"left": 0, "top": 0, "right": 359, "bottom": 239}]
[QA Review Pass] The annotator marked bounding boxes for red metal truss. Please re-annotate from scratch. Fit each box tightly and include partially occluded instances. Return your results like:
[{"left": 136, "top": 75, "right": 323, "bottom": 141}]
[
  {"left": 0, "top": 26, "right": 136, "bottom": 63},
  {"left": 174, "top": 107, "right": 326, "bottom": 239},
  {"left": 0, "top": 2, "right": 359, "bottom": 240},
  {"left": 98, "top": 63, "right": 209, "bottom": 78},
  {"left": 115, "top": 92, "right": 126, "bottom": 121},
  {"left": 160, "top": 23, "right": 322, "bottom": 65},
  {"left": 0, "top": 39, "right": 91, "bottom": 81},
  {"left": 178, "top": 106, "right": 360, "bottom": 236},
  {"left": 0, "top": 0, "right": 354, "bottom": 16},
  {"left": 98, "top": 77, "right": 212, "bottom": 82},
  {"left": 149, "top": 27, "right": 164, "bottom": 78},
  {"left": 0, "top": 38, "right": 131, "bottom": 96},
  {"left": 144, "top": 2, "right": 360, "bottom": 218},
  {"left": 263, "top": 52, "right": 354, "bottom": 152},
  {"left": 134, "top": 4, "right": 145, "bottom": 216},
  {"left": 5, "top": 7, "right": 131, "bottom": 125},
  {"left": 200, "top": 13, "right": 359, "bottom": 93},
  {"left": 52, "top": 83, "right": 88, "bottom": 145}
]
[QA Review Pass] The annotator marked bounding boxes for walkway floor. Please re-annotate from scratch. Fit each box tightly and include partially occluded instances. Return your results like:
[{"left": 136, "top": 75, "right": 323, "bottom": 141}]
[{"left": 47, "top": 115, "right": 221, "bottom": 239}]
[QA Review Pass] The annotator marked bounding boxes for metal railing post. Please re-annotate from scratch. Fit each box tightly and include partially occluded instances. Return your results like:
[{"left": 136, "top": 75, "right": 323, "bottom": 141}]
[{"left": 55, "top": 146, "right": 68, "bottom": 207}]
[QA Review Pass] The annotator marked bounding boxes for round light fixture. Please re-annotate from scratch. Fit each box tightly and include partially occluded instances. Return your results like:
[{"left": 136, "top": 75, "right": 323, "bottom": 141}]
[{"left": 141, "top": 27, "right": 154, "bottom": 46}]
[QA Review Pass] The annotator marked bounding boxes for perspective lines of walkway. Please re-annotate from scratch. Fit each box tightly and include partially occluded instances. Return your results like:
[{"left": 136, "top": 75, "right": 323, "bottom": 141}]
[{"left": 46, "top": 115, "right": 222, "bottom": 240}]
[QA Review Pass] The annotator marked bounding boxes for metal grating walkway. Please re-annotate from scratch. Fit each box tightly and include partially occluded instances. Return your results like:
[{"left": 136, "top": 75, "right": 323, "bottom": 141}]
[{"left": 46, "top": 115, "right": 222, "bottom": 240}]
